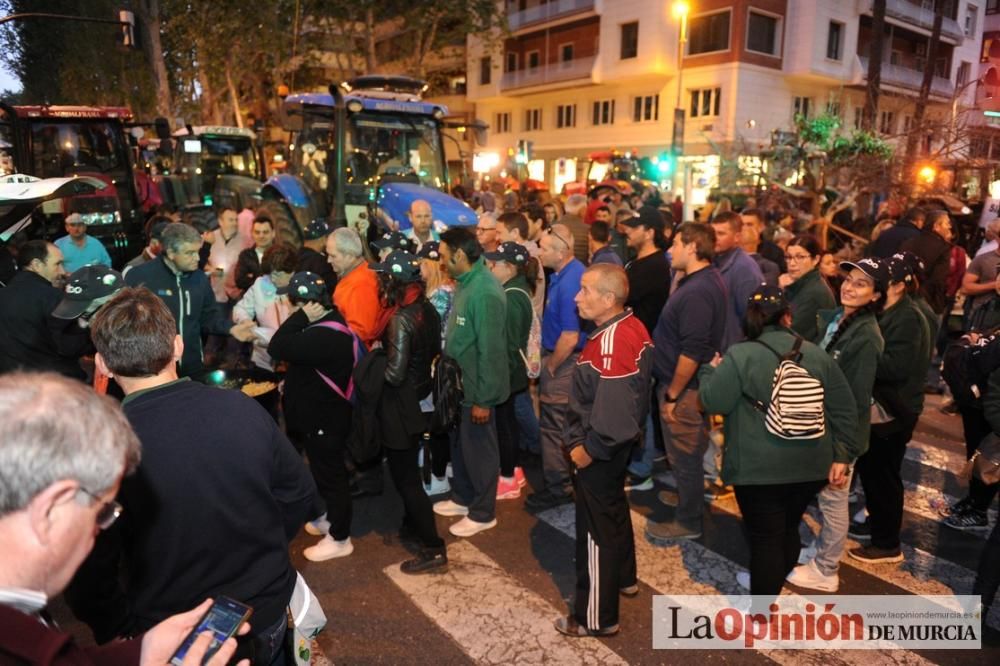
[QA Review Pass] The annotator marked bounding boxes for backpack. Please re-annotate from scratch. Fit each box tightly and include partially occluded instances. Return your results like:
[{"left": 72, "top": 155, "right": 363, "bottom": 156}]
[
  {"left": 309, "top": 320, "right": 367, "bottom": 405},
  {"left": 505, "top": 286, "right": 541, "bottom": 379},
  {"left": 743, "top": 336, "right": 826, "bottom": 440},
  {"left": 942, "top": 331, "right": 1000, "bottom": 407},
  {"left": 430, "top": 354, "right": 464, "bottom": 434}
]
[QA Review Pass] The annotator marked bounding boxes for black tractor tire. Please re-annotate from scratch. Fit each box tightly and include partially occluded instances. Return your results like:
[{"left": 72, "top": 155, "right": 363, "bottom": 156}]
[{"left": 256, "top": 200, "right": 303, "bottom": 249}]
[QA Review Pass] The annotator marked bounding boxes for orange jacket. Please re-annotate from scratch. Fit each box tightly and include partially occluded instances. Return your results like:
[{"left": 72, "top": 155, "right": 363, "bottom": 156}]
[{"left": 334, "top": 262, "right": 382, "bottom": 347}]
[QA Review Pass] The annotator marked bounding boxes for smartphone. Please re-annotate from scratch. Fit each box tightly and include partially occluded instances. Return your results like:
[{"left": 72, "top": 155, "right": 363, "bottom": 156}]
[{"left": 169, "top": 597, "right": 252, "bottom": 666}]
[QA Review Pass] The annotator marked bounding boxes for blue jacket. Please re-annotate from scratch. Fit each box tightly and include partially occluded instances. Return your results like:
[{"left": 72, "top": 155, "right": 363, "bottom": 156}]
[{"left": 714, "top": 247, "right": 763, "bottom": 350}]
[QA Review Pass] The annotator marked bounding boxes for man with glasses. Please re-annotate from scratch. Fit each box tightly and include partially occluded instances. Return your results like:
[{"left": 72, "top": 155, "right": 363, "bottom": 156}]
[
  {"left": 75, "top": 287, "right": 316, "bottom": 662},
  {"left": 0, "top": 372, "right": 246, "bottom": 665},
  {"left": 526, "top": 223, "right": 587, "bottom": 511},
  {"left": 476, "top": 212, "right": 500, "bottom": 254}
]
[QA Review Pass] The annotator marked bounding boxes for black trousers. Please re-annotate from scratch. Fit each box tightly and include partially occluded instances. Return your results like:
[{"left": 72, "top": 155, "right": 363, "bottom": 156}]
[
  {"left": 857, "top": 418, "right": 916, "bottom": 550},
  {"left": 959, "top": 404, "right": 1000, "bottom": 511},
  {"left": 386, "top": 444, "right": 445, "bottom": 549},
  {"left": 573, "top": 443, "right": 636, "bottom": 631},
  {"left": 295, "top": 423, "right": 352, "bottom": 541},
  {"left": 496, "top": 391, "right": 522, "bottom": 478},
  {"left": 974, "top": 514, "right": 1000, "bottom": 613},
  {"left": 733, "top": 479, "right": 827, "bottom": 599}
]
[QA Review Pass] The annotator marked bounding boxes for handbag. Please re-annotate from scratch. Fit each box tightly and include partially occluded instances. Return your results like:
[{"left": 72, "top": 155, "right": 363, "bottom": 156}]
[{"left": 287, "top": 571, "right": 327, "bottom": 666}]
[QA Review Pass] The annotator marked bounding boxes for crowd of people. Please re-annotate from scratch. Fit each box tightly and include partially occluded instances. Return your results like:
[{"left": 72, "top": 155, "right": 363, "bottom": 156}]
[{"left": 1, "top": 184, "right": 999, "bottom": 662}]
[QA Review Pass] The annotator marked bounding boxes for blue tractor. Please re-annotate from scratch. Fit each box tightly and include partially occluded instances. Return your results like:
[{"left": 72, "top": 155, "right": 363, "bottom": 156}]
[{"left": 258, "top": 75, "right": 479, "bottom": 246}]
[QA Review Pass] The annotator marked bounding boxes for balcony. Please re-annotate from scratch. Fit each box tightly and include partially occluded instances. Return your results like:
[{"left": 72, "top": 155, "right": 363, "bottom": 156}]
[
  {"left": 856, "top": 55, "right": 955, "bottom": 97},
  {"left": 858, "top": 0, "right": 967, "bottom": 44},
  {"left": 507, "top": 0, "right": 595, "bottom": 32},
  {"left": 500, "top": 55, "right": 596, "bottom": 91}
]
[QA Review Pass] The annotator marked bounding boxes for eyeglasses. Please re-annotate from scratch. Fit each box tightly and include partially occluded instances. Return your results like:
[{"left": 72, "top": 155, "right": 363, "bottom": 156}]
[
  {"left": 784, "top": 253, "right": 813, "bottom": 263},
  {"left": 476, "top": 226, "right": 496, "bottom": 234},
  {"left": 546, "top": 228, "right": 572, "bottom": 251},
  {"left": 77, "top": 486, "right": 123, "bottom": 530}
]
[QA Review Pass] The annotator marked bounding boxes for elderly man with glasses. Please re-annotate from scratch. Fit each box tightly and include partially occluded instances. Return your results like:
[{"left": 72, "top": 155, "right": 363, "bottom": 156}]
[
  {"left": 475, "top": 212, "right": 500, "bottom": 254},
  {"left": 525, "top": 223, "right": 588, "bottom": 512}
]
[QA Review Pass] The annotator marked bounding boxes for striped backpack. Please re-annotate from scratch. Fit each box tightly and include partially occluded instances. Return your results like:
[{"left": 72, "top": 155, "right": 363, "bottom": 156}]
[{"left": 743, "top": 336, "right": 826, "bottom": 440}]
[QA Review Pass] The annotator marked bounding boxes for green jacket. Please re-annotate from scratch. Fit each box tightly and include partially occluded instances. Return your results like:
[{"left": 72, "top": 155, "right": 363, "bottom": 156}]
[
  {"left": 786, "top": 268, "right": 836, "bottom": 342},
  {"left": 698, "top": 326, "right": 858, "bottom": 486},
  {"left": 502, "top": 274, "right": 533, "bottom": 395},
  {"left": 913, "top": 295, "right": 940, "bottom": 349},
  {"left": 445, "top": 258, "right": 510, "bottom": 407},
  {"left": 873, "top": 294, "right": 931, "bottom": 420},
  {"left": 816, "top": 308, "right": 884, "bottom": 461}
]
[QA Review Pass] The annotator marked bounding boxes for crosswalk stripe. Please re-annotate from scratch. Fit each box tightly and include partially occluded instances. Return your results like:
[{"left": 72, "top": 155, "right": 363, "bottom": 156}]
[
  {"left": 901, "top": 478, "right": 997, "bottom": 526},
  {"left": 907, "top": 438, "right": 966, "bottom": 473},
  {"left": 384, "top": 540, "right": 629, "bottom": 665},
  {"left": 537, "top": 504, "right": 933, "bottom": 664}
]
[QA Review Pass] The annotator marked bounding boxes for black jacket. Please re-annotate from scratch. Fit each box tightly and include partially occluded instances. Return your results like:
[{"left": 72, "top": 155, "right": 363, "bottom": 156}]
[
  {"left": 297, "top": 246, "right": 337, "bottom": 290},
  {"left": 268, "top": 308, "right": 354, "bottom": 434},
  {"left": 234, "top": 247, "right": 262, "bottom": 292},
  {"left": 124, "top": 255, "right": 233, "bottom": 376},
  {"left": 900, "top": 230, "right": 952, "bottom": 314},
  {"left": 0, "top": 270, "right": 88, "bottom": 379},
  {"left": 870, "top": 220, "right": 921, "bottom": 258},
  {"left": 84, "top": 380, "right": 315, "bottom": 640},
  {"left": 379, "top": 299, "right": 440, "bottom": 449},
  {"left": 352, "top": 349, "right": 387, "bottom": 462}
]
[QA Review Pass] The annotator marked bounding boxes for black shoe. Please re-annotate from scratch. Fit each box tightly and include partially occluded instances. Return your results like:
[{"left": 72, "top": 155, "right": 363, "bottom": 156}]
[
  {"left": 400, "top": 547, "right": 448, "bottom": 575},
  {"left": 553, "top": 616, "right": 619, "bottom": 638},
  {"left": 848, "top": 544, "right": 903, "bottom": 564},
  {"left": 350, "top": 479, "right": 383, "bottom": 499},
  {"left": 847, "top": 520, "right": 871, "bottom": 540},
  {"left": 524, "top": 489, "right": 573, "bottom": 512}
]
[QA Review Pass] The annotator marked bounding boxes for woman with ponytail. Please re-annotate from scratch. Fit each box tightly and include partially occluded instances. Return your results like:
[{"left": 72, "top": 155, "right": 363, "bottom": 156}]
[
  {"left": 786, "top": 257, "right": 887, "bottom": 592},
  {"left": 780, "top": 234, "right": 836, "bottom": 341}
]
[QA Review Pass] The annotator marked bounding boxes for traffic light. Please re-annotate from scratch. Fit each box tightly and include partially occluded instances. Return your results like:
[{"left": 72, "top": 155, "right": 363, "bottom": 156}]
[
  {"left": 516, "top": 139, "right": 533, "bottom": 165},
  {"left": 655, "top": 152, "right": 675, "bottom": 176}
]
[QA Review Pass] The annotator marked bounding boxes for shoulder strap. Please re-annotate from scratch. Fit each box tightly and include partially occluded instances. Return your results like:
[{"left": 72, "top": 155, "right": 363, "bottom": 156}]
[
  {"left": 751, "top": 339, "right": 782, "bottom": 359},
  {"left": 308, "top": 319, "right": 360, "bottom": 401}
]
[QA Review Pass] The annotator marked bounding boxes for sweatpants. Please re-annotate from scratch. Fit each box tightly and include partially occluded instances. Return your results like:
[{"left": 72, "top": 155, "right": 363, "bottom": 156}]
[
  {"left": 573, "top": 443, "right": 637, "bottom": 632},
  {"left": 449, "top": 405, "right": 500, "bottom": 523}
]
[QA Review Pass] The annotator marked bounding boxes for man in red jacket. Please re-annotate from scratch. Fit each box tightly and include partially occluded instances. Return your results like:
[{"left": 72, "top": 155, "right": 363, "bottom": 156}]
[{"left": 0, "top": 372, "right": 245, "bottom": 665}]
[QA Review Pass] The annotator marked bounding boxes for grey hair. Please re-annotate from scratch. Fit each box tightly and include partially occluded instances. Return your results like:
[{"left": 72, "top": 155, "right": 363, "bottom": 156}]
[
  {"left": 331, "top": 227, "right": 363, "bottom": 258},
  {"left": 0, "top": 373, "right": 141, "bottom": 516},
  {"left": 987, "top": 218, "right": 1000, "bottom": 242},
  {"left": 565, "top": 194, "right": 588, "bottom": 216},
  {"left": 161, "top": 222, "right": 203, "bottom": 254}
]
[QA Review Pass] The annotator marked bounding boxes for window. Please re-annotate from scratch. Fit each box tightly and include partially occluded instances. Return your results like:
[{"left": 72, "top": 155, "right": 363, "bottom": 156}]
[
  {"left": 826, "top": 101, "right": 841, "bottom": 118},
  {"left": 506, "top": 52, "right": 517, "bottom": 72},
  {"left": 827, "top": 21, "right": 843, "bottom": 60},
  {"left": 690, "top": 88, "right": 721, "bottom": 118},
  {"left": 935, "top": 56, "right": 949, "bottom": 77},
  {"left": 967, "top": 5, "right": 978, "bottom": 36},
  {"left": 879, "top": 110, "right": 895, "bottom": 134},
  {"left": 793, "top": 96, "right": 811, "bottom": 119},
  {"left": 688, "top": 10, "right": 731, "bottom": 55},
  {"left": 479, "top": 57, "right": 491, "bottom": 85},
  {"left": 494, "top": 112, "right": 511, "bottom": 134},
  {"left": 560, "top": 43, "right": 574, "bottom": 63},
  {"left": 556, "top": 104, "right": 577, "bottom": 129},
  {"left": 890, "top": 50, "right": 902, "bottom": 65},
  {"left": 903, "top": 116, "right": 912, "bottom": 132},
  {"left": 854, "top": 107, "right": 863, "bottom": 130},
  {"left": 746, "top": 10, "right": 780, "bottom": 56},
  {"left": 958, "top": 61, "right": 972, "bottom": 86},
  {"left": 592, "top": 99, "right": 616, "bottom": 126},
  {"left": 527, "top": 50, "right": 540, "bottom": 71},
  {"left": 620, "top": 21, "right": 639, "bottom": 59},
  {"left": 525, "top": 108, "right": 542, "bottom": 131},
  {"left": 989, "top": 0, "right": 1000, "bottom": 14},
  {"left": 633, "top": 95, "right": 660, "bottom": 122}
]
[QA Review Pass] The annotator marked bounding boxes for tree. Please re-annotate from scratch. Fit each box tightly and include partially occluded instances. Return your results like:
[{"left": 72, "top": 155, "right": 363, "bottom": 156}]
[
  {"left": 862, "top": 0, "right": 887, "bottom": 132},
  {"left": 901, "top": 0, "right": 944, "bottom": 198},
  {"left": 134, "top": 0, "right": 173, "bottom": 119}
]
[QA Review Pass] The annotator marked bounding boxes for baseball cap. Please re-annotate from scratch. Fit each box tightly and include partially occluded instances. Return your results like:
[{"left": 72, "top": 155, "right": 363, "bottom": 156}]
[
  {"left": 304, "top": 218, "right": 331, "bottom": 241},
  {"left": 52, "top": 265, "right": 124, "bottom": 319},
  {"left": 148, "top": 220, "right": 170, "bottom": 243},
  {"left": 370, "top": 231, "right": 414, "bottom": 253},
  {"left": 191, "top": 215, "right": 219, "bottom": 234},
  {"left": 621, "top": 206, "right": 663, "bottom": 232},
  {"left": 747, "top": 283, "right": 788, "bottom": 317},
  {"left": 484, "top": 241, "right": 529, "bottom": 265},
  {"left": 277, "top": 271, "right": 328, "bottom": 301},
  {"left": 416, "top": 241, "right": 441, "bottom": 261},
  {"left": 839, "top": 257, "right": 889, "bottom": 291},
  {"left": 371, "top": 249, "right": 422, "bottom": 282},
  {"left": 887, "top": 251, "right": 925, "bottom": 284}
]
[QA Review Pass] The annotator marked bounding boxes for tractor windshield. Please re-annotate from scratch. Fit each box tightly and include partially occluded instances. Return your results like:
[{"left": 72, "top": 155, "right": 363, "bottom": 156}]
[
  {"left": 175, "top": 135, "right": 260, "bottom": 180},
  {"left": 346, "top": 113, "right": 445, "bottom": 191}
]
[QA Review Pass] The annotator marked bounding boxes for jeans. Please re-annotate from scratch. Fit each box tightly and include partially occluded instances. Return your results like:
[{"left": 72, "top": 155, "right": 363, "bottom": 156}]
[
  {"left": 628, "top": 412, "right": 656, "bottom": 479},
  {"left": 734, "top": 479, "right": 827, "bottom": 600},
  {"left": 234, "top": 610, "right": 287, "bottom": 665},
  {"left": 449, "top": 405, "right": 500, "bottom": 522},
  {"left": 812, "top": 468, "right": 852, "bottom": 576},
  {"left": 539, "top": 353, "right": 577, "bottom": 498},
  {"left": 514, "top": 389, "right": 540, "bottom": 455},
  {"left": 658, "top": 388, "right": 709, "bottom": 529}
]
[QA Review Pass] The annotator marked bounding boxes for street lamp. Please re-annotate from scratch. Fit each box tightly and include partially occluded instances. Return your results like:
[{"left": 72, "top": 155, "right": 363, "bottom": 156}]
[{"left": 671, "top": 1, "right": 690, "bottom": 201}]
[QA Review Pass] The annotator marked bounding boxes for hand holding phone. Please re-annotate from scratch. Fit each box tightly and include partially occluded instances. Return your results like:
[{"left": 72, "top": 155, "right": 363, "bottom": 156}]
[{"left": 168, "top": 597, "right": 253, "bottom": 666}]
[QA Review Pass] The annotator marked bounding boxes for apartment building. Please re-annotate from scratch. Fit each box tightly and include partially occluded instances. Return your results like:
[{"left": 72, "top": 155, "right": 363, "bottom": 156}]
[{"left": 467, "top": 0, "right": 985, "bottom": 209}]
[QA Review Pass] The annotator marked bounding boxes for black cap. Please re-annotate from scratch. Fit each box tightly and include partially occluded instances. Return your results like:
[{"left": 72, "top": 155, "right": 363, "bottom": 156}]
[
  {"left": 747, "top": 283, "right": 788, "bottom": 317},
  {"left": 277, "top": 271, "right": 328, "bottom": 301},
  {"left": 149, "top": 220, "right": 170, "bottom": 242},
  {"left": 416, "top": 240, "right": 441, "bottom": 261},
  {"left": 192, "top": 216, "right": 219, "bottom": 233},
  {"left": 888, "top": 251, "right": 925, "bottom": 284},
  {"left": 370, "top": 231, "right": 414, "bottom": 253},
  {"left": 52, "top": 265, "right": 124, "bottom": 319},
  {"left": 621, "top": 205, "right": 663, "bottom": 231},
  {"left": 840, "top": 257, "right": 889, "bottom": 291},
  {"left": 484, "top": 241, "right": 530, "bottom": 265},
  {"left": 304, "top": 218, "right": 331, "bottom": 241},
  {"left": 371, "top": 249, "right": 422, "bottom": 282}
]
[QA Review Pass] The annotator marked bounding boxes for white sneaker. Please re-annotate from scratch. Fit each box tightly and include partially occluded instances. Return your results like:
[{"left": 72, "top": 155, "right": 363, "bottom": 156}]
[
  {"left": 304, "top": 514, "right": 330, "bottom": 536},
  {"left": 449, "top": 516, "right": 497, "bottom": 537},
  {"left": 446, "top": 463, "right": 453, "bottom": 479},
  {"left": 852, "top": 507, "right": 868, "bottom": 524},
  {"left": 786, "top": 560, "right": 839, "bottom": 592},
  {"left": 797, "top": 542, "right": 817, "bottom": 565},
  {"left": 433, "top": 499, "right": 469, "bottom": 517},
  {"left": 736, "top": 571, "right": 750, "bottom": 591},
  {"left": 423, "top": 475, "right": 451, "bottom": 497},
  {"left": 303, "top": 536, "right": 353, "bottom": 562}
]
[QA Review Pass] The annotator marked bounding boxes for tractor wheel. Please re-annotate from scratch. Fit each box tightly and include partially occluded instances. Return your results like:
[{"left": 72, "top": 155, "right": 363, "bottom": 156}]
[{"left": 256, "top": 200, "right": 303, "bottom": 249}]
